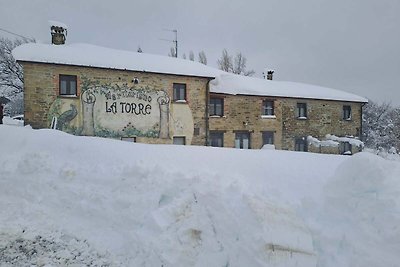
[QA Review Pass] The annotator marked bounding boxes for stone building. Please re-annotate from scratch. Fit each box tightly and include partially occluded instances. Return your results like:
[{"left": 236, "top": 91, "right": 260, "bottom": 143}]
[{"left": 13, "top": 42, "right": 367, "bottom": 154}]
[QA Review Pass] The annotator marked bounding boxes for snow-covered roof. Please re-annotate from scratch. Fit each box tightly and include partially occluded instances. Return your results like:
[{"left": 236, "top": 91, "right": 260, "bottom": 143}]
[
  {"left": 12, "top": 43, "right": 368, "bottom": 103},
  {"left": 12, "top": 43, "right": 217, "bottom": 78},
  {"left": 210, "top": 73, "right": 368, "bottom": 103}
]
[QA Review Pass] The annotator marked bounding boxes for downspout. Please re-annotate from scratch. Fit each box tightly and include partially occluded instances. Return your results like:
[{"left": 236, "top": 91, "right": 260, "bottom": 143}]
[
  {"left": 205, "top": 79, "right": 212, "bottom": 146},
  {"left": 360, "top": 102, "right": 367, "bottom": 140}
]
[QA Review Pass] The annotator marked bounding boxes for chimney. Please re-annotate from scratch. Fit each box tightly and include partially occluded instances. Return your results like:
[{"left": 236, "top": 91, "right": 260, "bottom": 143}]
[
  {"left": 49, "top": 21, "right": 67, "bottom": 45},
  {"left": 263, "top": 69, "right": 275, "bottom": 80},
  {"left": 266, "top": 70, "right": 274, "bottom": 80}
]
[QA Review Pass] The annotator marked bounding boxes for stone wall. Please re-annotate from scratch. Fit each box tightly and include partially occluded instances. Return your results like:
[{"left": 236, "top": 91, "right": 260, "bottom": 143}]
[
  {"left": 209, "top": 93, "right": 363, "bottom": 153},
  {"left": 209, "top": 94, "right": 282, "bottom": 149},
  {"left": 21, "top": 62, "right": 210, "bottom": 146},
  {"left": 280, "top": 98, "right": 362, "bottom": 151},
  {"left": 21, "top": 61, "right": 364, "bottom": 153}
]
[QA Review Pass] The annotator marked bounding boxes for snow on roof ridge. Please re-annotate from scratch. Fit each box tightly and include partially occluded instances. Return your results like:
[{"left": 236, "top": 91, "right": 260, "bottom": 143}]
[{"left": 12, "top": 42, "right": 368, "bottom": 103}]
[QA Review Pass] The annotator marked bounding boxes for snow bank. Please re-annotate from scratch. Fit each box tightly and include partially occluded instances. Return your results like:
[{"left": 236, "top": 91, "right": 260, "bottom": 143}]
[
  {"left": 325, "top": 134, "right": 364, "bottom": 147},
  {"left": 1, "top": 125, "right": 399, "bottom": 266}
]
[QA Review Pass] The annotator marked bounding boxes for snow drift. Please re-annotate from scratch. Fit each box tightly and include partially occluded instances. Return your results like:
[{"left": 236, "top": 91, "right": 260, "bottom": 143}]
[{"left": 1, "top": 125, "right": 399, "bottom": 266}]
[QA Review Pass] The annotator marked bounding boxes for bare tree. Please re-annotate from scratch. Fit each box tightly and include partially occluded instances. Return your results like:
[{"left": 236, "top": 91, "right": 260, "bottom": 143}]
[
  {"left": 198, "top": 51, "right": 207, "bottom": 65},
  {"left": 189, "top": 50, "right": 195, "bottom": 61},
  {"left": 217, "top": 49, "right": 254, "bottom": 76},
  {"left": 0, "top": 37, "right": 32, "bottom": 94},
  {"left": 233, "top": 52, "right": 255, "bottom": 76},
  {"left": 217, "top": 49, "right": 233, "bottom": 72}
]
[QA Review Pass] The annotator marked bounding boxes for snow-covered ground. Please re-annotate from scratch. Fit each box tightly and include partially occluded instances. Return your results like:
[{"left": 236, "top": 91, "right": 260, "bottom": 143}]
[{"left": 1, "top": 124, "right": 399, "bottom": 266}]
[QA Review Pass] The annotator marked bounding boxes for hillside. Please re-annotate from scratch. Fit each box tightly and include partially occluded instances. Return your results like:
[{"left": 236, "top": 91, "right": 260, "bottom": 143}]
[{"left": 1, "top": 125, "right": 399, "bottom": 266}]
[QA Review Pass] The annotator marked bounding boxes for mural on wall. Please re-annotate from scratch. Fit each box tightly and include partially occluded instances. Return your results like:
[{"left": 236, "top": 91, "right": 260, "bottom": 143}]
[{"left": 48, "top": 78, "right": 171, "bottom": 139}]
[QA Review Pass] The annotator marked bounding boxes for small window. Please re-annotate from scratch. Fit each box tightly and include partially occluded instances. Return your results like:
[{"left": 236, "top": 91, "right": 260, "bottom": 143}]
[
  {"left": 262, "top": 100, "right": 274, "bottom": 116},
  {"left": 262, "top": 131, "right": 274, "bottom": 145},
  {"left": 295, "top": 137, "right": 308, "bottom": 152},
  {"left": 209, "top": 132, "right": 224, "bottom": 147},
  {"left": 173, "top": 136, "right": 186, "bottom": 145},
  {"left": 59, "top": 75, "right": 77, "bottom": 96},
  {"left": 343, "top": 105, "right": 352, "bottom": 120},
  {"left": 297, "top": 103, "right": 307, "bottom": 118},
  {"left": 209, "top": 97, "right": 224, "bottom": 116},
  {"left": 340, "top": 142, "right": 352, "bottom": 155},
  {"left": 173, "top": 83, "right": 186, "bottom": 101},
  {"left": 235, "top": 132, "right": 250, "bottom": 149}
]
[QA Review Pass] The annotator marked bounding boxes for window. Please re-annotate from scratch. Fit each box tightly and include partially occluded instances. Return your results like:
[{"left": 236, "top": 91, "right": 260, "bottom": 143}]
[
  {"left": 262, "top": 100, "right": 274, "bottom": 116},
  {"left": 209, "top": 97, "right": 224, "bottom": 116},
  {"left": 173, "top": 83, "right": 186, "bottom": 101},
  {"left": 209, "top": 132, "right": 224, "bottom": 147},
  {"left": 59, "top": 75, "right": 77, "bottom": 96},
  {"left": 262, "top": 131, "right": 274, "bottom": 145},
  {"left": 295, "top": 137, "right": 308, "bottom": 152},
  {"left": 235, "top": 132, "right": 250, "bottom": 149},
  {"left": 340, "top": 142, "right": 352, "bottom": 155},
  {"left": 296, "top": 103, "right": 307, "bottom": 118},
  {"left": 173, "top": 136, "right": 186, "bottom": 145},
  {"left": 343, "top": 105, "right": 352, "bottom": 120}
]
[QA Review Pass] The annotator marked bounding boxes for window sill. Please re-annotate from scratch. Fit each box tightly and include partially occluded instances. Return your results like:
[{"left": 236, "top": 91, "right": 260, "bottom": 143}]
[
  {"left": 210, "top": 115, "right": 226, "bottom": 118},
  {"left": 58, "top": 95, "right": 78, "bottom": 98},
  {"left": 297, "top": 117, "right": 308, "bottom": 120},
  {"left": 343, "top": 118, "right": 352, "bottom": 121},
  {"left": 261, "top": 115, "right": 276, "bottom": 119},
  {"left": 173, "top": 100, "right": 187, "bottom": 104}
]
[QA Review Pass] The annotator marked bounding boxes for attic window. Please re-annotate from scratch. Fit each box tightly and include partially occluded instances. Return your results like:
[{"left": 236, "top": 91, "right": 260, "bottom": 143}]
[{"left": 59, "top": 75, "right": 77, "bottom": 96}]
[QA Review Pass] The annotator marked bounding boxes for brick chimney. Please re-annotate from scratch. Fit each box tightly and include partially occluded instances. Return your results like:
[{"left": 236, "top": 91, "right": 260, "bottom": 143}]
[{"left": 49, "top": 21, "right": 67, "bottom": 45}]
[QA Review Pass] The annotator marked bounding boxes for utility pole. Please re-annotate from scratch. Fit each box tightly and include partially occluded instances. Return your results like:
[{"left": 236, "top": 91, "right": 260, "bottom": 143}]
[{"left": 160, "top": 29, "right": 178, "bottom": 58}]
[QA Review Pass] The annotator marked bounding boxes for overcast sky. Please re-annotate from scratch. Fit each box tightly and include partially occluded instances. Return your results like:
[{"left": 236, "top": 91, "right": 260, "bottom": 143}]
[{"left": 1, "top": 0, "right": 399, "bottom": 105}]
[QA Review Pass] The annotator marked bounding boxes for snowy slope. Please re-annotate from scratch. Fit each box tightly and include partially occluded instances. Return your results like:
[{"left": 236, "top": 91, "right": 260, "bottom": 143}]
[{"left": 1, "top": 125, "right": 399, "bottom": 266}]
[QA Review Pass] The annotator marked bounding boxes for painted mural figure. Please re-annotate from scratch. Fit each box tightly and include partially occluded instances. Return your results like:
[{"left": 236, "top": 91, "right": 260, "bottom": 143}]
[
  {"left": 56, "top": 104, "right": 77, "bottom": 131},
  {"left": 81, "top": 90, "right": 96, "bottom": 136},
  {"left": 158, "top": 91, "right": 170, "bottom": 139}
]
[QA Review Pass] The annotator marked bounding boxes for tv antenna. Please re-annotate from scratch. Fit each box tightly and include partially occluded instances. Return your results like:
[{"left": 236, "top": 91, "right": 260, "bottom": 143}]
[{"left": 160, "top": 29, "right": 178, "bottom": 58}]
